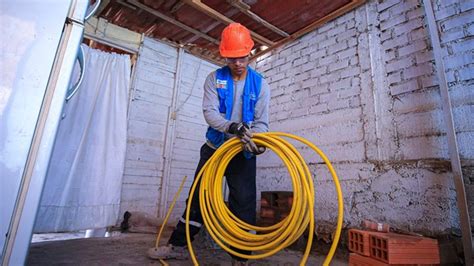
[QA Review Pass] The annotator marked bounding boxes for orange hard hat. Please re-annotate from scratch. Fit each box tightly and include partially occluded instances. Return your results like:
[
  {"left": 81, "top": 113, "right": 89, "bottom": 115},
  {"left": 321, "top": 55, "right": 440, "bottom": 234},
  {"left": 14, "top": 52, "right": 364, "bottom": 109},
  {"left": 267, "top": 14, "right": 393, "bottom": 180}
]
[{"left": 219, "top": 23, "right": 254, "bottom": 58}]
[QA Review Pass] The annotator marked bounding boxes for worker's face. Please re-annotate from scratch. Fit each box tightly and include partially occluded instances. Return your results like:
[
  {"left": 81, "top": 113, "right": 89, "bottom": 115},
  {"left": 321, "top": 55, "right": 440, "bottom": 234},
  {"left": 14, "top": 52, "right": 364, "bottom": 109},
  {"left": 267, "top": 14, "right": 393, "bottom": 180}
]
[{"left": 226, "top": 56, "right": 249, "bottom": 76}]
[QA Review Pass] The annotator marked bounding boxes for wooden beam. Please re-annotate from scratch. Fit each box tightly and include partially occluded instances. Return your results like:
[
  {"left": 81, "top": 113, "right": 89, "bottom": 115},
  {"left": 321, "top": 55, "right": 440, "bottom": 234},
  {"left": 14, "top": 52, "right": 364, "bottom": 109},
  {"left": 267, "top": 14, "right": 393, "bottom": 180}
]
[
  {"left": 116, "top": 0, "right": 137, "bottom": 11},
  {"left": 170, "top": 0, "right": 185, "bottom": 13},
  {"left": 422, "top": 1, "right": 473, "bottom": 264},
  {"left": 227, "top": 0, "right": 289, "bottom": 37},
  {"left": 229, "top": 0, "right": 250, "bottom": 10},
  {"left": 250, "top": 0, "right": 366, "bottom": 61},
  {"left": 144, "top": 24, "right": 157, "bottom": 35},
  {"left": 183, "top": 45, "right": 225, "bottom": 66},
  {"left": 184, "top": 8, "right": 240, "bottom": 43},
  {"left": 125, "top": 0, "right": 219, "bottom": 45},
  {"left": 184, "top": 0, "right": 275, "bottom": 46},
  {"left": 84, "top": 33, "right": 139, "bottom": 54}
]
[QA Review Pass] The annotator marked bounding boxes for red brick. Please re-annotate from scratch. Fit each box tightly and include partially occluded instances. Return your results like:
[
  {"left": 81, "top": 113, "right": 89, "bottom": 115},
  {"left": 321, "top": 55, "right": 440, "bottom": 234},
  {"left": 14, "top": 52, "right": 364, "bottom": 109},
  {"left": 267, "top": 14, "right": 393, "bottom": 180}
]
[
  {"left": 348, "top": 229, "right": 371, "bottom": 256},
  {"left": 349, "top": 253, "right": 439, "bottom": 266},
  {"left": 260, "top": 197, "right": 270, "bottom": 207},
  {"left": 261, "top": 191, "right": 293, "bottom": 208},
  {"left": 362, "top": 220, "right": 390, "bottom": 232},
  {"left": 349, "top": 253, "right": 390, "bottom": 266},
  {"left": 276, "top": 196, "right": 293, "bottom": 207},
  {"left": 257, "top": 217, "right": 278, "bottom": 226},
  {"left": 260, "top": 207, "right": 276, "bottom": 218},
  {"left": 369, "top": 233, "right": 440, "bottom": 264},
  {"left": 280, "top": 211, "right": 290, "bottom": 220}
]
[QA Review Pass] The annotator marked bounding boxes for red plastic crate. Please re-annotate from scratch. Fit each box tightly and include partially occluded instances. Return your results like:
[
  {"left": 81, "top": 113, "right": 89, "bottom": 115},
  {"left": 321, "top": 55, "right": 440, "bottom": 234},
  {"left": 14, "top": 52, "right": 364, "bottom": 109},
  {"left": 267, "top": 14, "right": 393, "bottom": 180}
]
[
  {"left": 348, "top": 229, "right": 372, "bottom": 257},
  {"left": 369, "top": 233, "right": 440, "bottom": 264}
]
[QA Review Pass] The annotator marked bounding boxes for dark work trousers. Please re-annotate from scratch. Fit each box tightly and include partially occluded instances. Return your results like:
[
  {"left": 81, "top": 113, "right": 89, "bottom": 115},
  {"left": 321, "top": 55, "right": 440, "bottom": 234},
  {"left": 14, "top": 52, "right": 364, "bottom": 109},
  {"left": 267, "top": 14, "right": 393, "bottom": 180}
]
[{"left": 168, "top": 143, "right": 256, "bottom": 261}]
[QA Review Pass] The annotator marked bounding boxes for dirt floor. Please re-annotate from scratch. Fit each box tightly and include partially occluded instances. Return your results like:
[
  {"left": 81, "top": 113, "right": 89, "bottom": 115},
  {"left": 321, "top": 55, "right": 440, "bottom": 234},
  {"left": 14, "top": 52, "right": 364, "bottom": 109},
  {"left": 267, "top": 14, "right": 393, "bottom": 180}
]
[{"left": 27, "top": 226, "right": 349, "bottom": 265}]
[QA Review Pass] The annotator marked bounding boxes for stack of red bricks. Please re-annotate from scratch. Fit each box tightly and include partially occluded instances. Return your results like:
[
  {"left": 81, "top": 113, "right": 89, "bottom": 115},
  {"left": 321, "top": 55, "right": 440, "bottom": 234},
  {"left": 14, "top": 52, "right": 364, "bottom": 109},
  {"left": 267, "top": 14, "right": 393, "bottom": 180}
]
[
  {"left": 348, "top": 228, "right": 440, "bottom": 265},
  {"left": 258, "top": 191, "right": 293, "bottom": 226}
]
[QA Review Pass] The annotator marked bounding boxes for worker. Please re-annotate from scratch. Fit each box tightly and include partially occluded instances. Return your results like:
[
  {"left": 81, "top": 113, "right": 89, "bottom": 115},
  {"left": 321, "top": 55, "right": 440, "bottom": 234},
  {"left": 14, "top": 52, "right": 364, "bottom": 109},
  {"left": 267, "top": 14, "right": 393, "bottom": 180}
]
[{"left": 148, "top": 23, "right": 270, "bottom": 265}]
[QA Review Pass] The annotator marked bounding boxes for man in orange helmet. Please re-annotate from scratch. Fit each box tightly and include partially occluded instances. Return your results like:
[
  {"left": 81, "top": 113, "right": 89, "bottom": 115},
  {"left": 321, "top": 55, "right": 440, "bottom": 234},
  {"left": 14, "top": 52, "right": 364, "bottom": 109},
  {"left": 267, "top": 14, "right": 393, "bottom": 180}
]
[{"left": 149, "top": 23, "right": 270, "bottom": 265}]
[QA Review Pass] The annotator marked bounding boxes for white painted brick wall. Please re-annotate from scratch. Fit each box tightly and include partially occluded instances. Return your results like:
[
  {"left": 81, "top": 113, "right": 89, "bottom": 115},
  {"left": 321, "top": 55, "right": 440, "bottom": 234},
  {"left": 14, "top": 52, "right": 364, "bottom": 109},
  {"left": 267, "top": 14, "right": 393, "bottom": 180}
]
[
  {"left": 255, "top": 0, "right": 474, "bottom": 234},
  {"left": 114, "top": 0, "right": 472, "bottom": 234},
  {"left": 436, "top": 0, "right": 474, "bottom": 223}
]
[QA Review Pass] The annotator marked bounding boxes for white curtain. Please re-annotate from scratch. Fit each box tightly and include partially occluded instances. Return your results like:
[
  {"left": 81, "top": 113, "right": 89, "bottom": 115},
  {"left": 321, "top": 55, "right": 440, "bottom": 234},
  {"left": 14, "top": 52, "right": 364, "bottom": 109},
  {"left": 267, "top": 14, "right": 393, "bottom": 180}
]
[{"left": 34, "top": 44, "right": 130, "bottom": 232}]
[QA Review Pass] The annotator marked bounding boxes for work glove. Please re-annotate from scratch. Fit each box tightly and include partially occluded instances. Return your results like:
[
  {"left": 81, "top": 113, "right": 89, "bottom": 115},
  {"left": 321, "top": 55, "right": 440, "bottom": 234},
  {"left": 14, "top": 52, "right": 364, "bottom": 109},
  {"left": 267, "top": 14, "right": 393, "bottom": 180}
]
[
  {"left": 244, "top": 142, "right": 266, "bottom": 155},
  {"left": 227, "top": 123, "right": 266, "bottom": 155},
  {"left": 228, "top": 122, "right": 266, "bottom": 154},
  {"left": 228, "top": 122, "right": 252, "bottom": 144}
]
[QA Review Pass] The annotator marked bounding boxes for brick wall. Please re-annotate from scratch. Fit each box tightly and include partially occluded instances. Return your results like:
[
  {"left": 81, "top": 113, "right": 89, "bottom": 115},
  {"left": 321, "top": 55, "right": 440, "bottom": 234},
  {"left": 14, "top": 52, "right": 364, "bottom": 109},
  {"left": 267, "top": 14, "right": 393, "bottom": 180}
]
[
  {"left": 255, "top": 0, "right": 473, "bottom": 235},
  {"left": 121, "top": 0, "right": 473, "bottom": 234},
  {"left": 435, "top": 0, "right": 474, "bottom": 233}
]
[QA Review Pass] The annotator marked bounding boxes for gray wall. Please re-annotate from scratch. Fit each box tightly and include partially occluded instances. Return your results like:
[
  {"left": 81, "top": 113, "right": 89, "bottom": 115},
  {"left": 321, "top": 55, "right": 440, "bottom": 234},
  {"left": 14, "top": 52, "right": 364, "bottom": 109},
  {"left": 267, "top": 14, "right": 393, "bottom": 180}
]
[{"left": 254, "top": 0, "right": 473, "bottom": 235}]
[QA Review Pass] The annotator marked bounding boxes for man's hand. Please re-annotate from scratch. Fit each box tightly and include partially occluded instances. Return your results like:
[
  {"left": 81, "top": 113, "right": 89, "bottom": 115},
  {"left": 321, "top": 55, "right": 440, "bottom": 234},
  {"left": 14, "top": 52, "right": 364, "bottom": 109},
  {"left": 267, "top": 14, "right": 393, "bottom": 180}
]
[
  {"left": 244, "top": 142, "right": 266, "bottom": 155},
  {"left": 228, "top": 122, "right": 252, "bottom": 144},
  {"left": 228, "top": 122, "right": 265, "bottom": 154}
]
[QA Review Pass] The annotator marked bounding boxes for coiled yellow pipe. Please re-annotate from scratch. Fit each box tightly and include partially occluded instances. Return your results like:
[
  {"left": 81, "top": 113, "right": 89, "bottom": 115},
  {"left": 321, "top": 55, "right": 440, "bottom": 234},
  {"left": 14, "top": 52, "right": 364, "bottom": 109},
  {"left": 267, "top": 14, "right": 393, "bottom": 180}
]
[{"left": 185, "top": 132, "right": 344, "bottom": 265}]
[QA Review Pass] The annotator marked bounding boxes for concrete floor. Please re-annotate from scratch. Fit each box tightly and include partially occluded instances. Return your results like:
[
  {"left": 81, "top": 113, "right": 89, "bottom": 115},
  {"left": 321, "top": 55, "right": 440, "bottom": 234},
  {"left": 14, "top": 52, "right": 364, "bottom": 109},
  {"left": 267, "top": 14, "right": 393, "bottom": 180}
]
[{"left": 27, "top": 227, "right": 348, "bottom": 265}]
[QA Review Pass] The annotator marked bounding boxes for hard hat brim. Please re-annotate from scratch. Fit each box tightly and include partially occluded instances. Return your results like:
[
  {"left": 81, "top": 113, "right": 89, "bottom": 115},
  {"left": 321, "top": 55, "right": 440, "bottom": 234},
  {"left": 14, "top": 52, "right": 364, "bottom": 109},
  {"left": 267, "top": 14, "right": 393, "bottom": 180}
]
[{"left": 220, "top": 48, "right": 252, "bottom": 58}]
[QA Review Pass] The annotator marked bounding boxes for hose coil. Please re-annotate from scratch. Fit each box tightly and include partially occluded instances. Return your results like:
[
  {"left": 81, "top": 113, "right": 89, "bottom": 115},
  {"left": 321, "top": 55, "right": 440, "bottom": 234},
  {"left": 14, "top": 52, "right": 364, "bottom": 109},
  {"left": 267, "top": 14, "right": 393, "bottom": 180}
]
[{"left": 185, "top": 132, "right": 344, "bottom": 265}]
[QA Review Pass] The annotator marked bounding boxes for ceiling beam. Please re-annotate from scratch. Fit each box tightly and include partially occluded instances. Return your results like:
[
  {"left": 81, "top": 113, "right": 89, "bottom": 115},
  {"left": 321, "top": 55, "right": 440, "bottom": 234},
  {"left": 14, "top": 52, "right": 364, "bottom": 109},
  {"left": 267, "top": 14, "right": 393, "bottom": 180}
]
[
  {"left": 144, "top": 24, "right": 157, "bottom": 35},
  {"left": 116, "top": 0, "right": 137, "bottom": 10},
  {"left": 183, "top": 0, "right": 275, "bottom": 46},
  {"left": 226, "top": 0, "right": 289, "bottom": 38},
  {"left": 170, "top": 0, "right": 185, "bottom": 13},
  {"left": 250, "top": 0, "right": 366, "bottom": 61},
  {"left": 184, "top": 8, "right": 240, "bottom": 44},
  {"left": 183, "top": 46, "right": 225, "bottom": 66},
  {"left": 125, "top": 0, "right": 219, "bottom": 45}
]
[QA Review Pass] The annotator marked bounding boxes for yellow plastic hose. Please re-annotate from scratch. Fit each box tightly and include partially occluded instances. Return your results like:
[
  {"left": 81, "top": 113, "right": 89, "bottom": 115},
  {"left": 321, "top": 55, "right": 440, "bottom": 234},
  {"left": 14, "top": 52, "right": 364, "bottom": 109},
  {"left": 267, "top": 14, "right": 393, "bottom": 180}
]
[
  {"left": 155, "top": 175, "right": 188, "bottom": 248},
  {"left": 153, "top": 175, "right": 187, "bottom": 266},
  {"left": 185, "top": 132, "right": 344, "bottom": 266}
]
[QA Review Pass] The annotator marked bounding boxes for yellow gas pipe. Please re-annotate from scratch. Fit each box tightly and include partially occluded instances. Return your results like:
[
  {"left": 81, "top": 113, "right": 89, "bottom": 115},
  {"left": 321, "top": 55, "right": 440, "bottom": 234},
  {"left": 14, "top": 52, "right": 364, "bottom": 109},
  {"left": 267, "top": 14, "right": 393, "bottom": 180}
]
[{"left": 183, "top": 132, "right": 344, "bottom": 266}]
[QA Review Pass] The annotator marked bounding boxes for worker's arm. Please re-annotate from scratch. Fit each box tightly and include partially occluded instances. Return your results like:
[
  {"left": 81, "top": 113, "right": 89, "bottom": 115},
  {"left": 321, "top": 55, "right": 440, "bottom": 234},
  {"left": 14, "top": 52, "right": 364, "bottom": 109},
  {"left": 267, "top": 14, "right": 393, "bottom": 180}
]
[
  {"left": 202, "top": 72, "right": 233, "bottom": 132},
  {"left": 251, "top": 78, "right": 270, "bottom": 133}
]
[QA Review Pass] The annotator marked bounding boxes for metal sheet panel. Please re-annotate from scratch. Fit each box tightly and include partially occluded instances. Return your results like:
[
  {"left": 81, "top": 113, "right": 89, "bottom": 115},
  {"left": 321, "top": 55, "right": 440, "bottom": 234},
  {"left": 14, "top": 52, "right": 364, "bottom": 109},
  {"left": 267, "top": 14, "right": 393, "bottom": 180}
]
[
  {"left": 0, "top": 0, "right": 89, "bottom": 264},
  {"left": 0, "top": 0, "right": 73, "bottom": 256}
]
